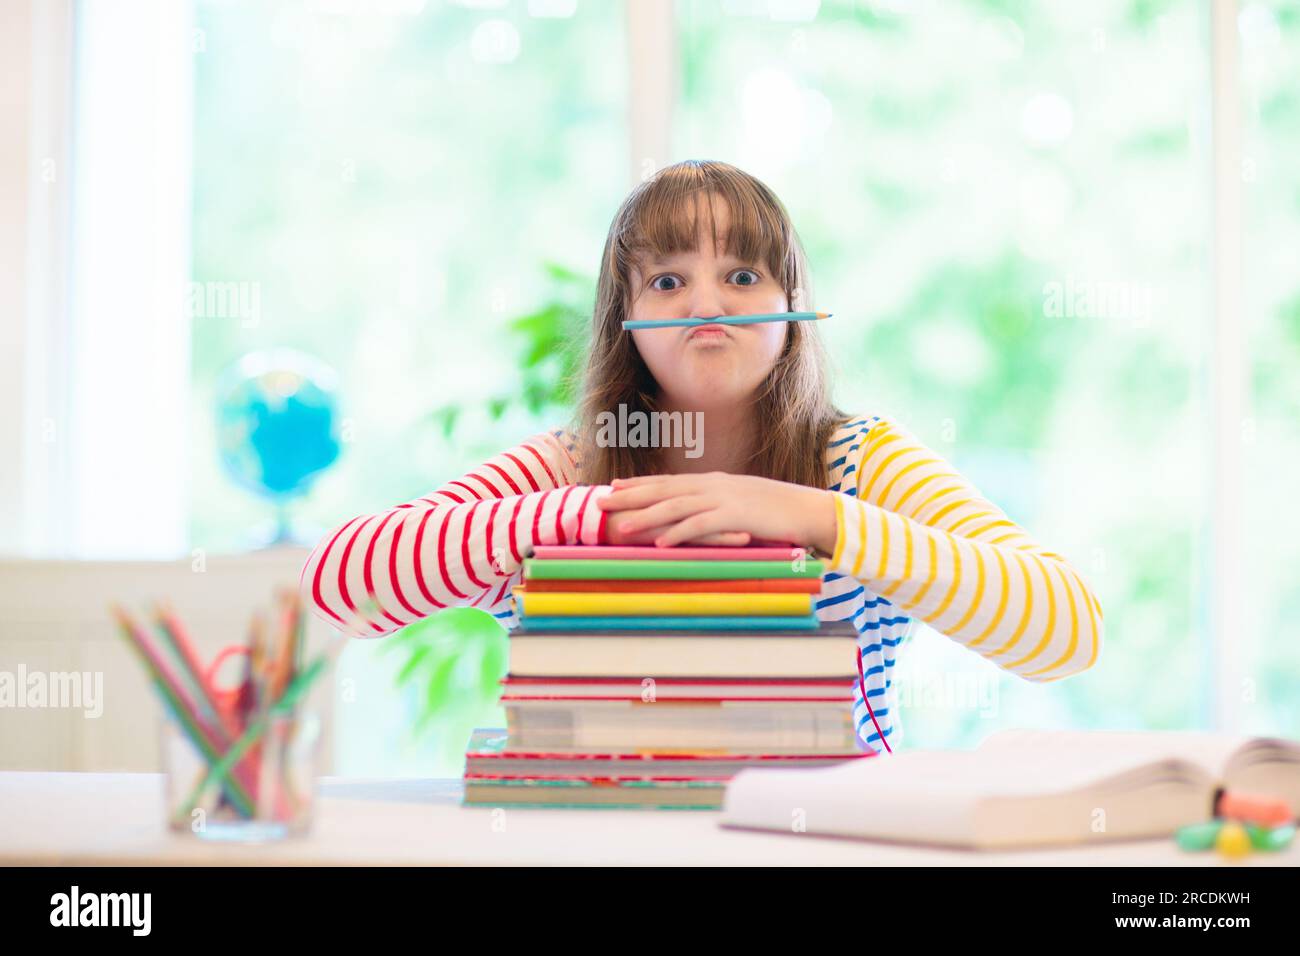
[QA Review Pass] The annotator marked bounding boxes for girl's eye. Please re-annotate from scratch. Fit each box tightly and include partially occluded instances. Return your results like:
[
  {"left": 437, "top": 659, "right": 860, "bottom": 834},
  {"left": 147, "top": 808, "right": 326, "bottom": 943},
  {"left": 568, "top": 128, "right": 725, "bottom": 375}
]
[{"left": 649, "top": 270, "right": 760, "bottom": 291}]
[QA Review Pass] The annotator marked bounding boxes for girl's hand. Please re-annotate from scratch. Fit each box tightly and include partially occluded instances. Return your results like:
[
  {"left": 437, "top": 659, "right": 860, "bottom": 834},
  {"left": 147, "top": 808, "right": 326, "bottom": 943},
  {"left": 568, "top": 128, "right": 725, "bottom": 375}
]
[
  {"left": 598, "top": 473, "right": 837, "bottom": 554},
  {"left": 603, "top": 509, "right": 752, "bottom": 548}
]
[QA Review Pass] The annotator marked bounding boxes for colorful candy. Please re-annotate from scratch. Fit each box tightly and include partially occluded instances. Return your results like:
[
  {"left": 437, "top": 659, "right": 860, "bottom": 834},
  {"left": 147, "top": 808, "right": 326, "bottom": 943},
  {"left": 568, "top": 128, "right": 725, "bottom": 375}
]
[
  {"left": 1175, "top": 790, "right": 1296, "bottom": 859},
  {"left": 1217, "top": 790, "right": 1293, "bottom": 828},
  {"left": 1214, "top": 821, "right": 1252, "bottom": 859},
  {"left": 1245, "top": 822, "right": 1296, "bottom": 852},
  {"left": 1175, "top": 820, "right": 1223, "bottom": 851}
]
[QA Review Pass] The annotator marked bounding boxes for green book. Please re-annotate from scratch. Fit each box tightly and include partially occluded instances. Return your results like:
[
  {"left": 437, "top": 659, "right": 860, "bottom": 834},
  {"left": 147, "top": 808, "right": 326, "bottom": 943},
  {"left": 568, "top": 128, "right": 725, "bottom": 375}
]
[
  {"left": 462, "top": 775, "right": 726, "bottom": 810},
  {"left": 522, "top": 558, "right": 824, "bottom": 581}
]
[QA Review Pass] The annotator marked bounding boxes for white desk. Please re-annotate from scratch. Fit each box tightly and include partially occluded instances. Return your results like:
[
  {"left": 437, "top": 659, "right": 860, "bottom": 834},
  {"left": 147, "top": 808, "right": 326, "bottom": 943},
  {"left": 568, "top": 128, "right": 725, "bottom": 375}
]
[{"left": 2, "top": 772, "right": 1296, "bottom": 866}]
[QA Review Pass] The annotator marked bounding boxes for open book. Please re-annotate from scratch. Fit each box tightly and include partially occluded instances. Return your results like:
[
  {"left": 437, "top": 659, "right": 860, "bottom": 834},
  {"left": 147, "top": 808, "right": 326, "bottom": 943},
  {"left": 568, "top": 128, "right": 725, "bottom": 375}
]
[{"left": 719, "top": 728, "right": 1300, "bottom": 849}]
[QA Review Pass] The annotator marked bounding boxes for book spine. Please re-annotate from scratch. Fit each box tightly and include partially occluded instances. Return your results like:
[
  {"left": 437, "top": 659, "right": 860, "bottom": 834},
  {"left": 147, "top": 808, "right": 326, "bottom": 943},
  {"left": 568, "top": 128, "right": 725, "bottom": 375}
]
[{"left": 523, "top": 559, "right": 824, "bottom": 580}]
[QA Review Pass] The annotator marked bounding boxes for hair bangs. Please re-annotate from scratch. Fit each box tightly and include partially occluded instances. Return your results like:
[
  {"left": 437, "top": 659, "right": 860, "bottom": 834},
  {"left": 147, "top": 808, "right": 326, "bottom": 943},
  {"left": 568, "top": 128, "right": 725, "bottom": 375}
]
[{"left": 620, "top": 165, "right": 792, "bottom": 289}]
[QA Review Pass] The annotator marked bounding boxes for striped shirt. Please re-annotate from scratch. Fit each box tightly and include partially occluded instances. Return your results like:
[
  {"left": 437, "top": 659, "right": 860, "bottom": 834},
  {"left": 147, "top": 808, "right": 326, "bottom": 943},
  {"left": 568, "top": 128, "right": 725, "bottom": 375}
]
[{"left": 300, "top": 413, "right": 1104, "bottom": 755}]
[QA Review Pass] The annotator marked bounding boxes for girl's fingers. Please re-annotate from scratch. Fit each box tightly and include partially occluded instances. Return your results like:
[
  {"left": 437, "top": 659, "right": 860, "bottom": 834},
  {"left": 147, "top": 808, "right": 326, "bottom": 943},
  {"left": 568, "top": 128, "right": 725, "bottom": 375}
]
[
  {"left": 610, "top": 505, "right": 696, "bottom": 539},
  {"left": 606, "top": 473, "right": 709, "bottom": 496},
  {"left": 654, "top": 510, "right": 729, "bottom": 548},
  {"left": 609, "top": 514, "right": 693, "bottom": 546},
  {"left": 609, "top": 514, "right": 747, "bottom": 548},
  {"left": 617, "top": 495, "right": 715, "bottom": 534},
  {"left": 689, "top": 531, "right": 752, "bottom": 547},
  {"left": 597, "top": 483, "right": 676, "bottom": 511}
]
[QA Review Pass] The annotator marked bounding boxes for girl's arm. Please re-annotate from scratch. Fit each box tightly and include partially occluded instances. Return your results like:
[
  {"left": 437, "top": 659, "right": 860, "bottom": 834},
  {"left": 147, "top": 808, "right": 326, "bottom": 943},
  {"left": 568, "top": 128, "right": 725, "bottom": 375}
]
[
  {"left": 829, "top": 415, "right": 1103, "bottom": 682},
  {"left": 299, "top": 430, "right": 611, "bottom": 636}
]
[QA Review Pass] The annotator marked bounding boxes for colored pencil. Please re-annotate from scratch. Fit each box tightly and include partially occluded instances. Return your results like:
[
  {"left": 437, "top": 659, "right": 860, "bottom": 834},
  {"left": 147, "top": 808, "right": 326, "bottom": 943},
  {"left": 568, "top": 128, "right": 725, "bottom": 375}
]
[
  {"left": 152, "top": 602, "right": 230, "bottom": 734},
  {"left": 175, "top": 643, "right": 335, "bottom": 822},
  {"left": 110, "top": 605, "right": 257, "bottom": 817},
  {"left": 154, "top": 600, "right": 266, "bottom": 810},
  {"left": 268, "top": 589, "right": 298, "bottom": 701},
  {"left": 621, "top": 311, "right": 831, "bottom": 330}
]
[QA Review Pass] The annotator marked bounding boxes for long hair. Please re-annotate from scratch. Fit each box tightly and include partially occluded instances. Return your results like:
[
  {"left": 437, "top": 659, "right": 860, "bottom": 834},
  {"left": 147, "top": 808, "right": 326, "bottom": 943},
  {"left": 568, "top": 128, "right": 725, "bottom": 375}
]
[{"left": 574, "top": 159, "right": 848, "bottom": 488}]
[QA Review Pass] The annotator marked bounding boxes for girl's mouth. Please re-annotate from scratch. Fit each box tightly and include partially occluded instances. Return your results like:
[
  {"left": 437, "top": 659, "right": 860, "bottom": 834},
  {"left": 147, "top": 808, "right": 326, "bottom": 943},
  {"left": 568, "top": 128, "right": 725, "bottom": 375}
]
[{"left": 687, "top": 324, "right": 729, "bottom": 340}]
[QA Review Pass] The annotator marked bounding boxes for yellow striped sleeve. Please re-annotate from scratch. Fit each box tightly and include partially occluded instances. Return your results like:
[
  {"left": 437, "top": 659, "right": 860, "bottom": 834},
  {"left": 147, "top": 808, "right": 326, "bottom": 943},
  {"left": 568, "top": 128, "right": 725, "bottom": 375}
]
[{"left": 829, "top": 415, "right": 1103, "bottom": 682}]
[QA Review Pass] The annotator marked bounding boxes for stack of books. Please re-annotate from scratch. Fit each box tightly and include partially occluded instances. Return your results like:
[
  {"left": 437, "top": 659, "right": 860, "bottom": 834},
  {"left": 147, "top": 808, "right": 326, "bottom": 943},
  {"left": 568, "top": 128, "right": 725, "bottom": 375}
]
[{"left": 462, "top": 544, "right": 870, "bottom": 810}]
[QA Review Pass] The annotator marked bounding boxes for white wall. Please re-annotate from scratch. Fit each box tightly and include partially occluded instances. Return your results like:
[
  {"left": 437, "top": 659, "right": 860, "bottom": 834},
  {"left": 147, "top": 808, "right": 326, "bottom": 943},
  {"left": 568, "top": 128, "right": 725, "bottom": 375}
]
[{"left": 0, "top": 548, "right": 338, "bottom": 773}]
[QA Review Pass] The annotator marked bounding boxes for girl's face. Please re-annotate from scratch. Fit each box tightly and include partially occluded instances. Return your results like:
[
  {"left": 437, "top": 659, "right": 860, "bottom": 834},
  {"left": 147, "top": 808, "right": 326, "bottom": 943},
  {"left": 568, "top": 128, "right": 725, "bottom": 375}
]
[{"left": 627, "top": 196, "right": 789, "bottom": 411}]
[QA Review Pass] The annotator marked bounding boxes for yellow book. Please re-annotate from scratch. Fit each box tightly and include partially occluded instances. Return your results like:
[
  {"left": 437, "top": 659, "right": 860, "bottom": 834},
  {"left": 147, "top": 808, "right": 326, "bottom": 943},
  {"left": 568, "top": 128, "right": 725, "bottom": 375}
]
[{"left": 512, "top": 587, "right": 813, "bottom": 618}]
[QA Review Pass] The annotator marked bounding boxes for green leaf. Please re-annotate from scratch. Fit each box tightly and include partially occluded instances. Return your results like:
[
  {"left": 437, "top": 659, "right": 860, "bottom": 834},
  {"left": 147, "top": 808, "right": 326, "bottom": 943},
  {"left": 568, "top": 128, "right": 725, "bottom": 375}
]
[
  {"left": 413, "top": 655, "right": 460, "bottom": 733},
  {"left": 428, "top": 404, "right": 461, "bottom": 440},
  {"left": 379, "top": 622, "right": 426, "bottom": 652},
  {"left": 394, "top": 642, "right": 432, "bottom": 686},
  {"left": 542, "top": 260, "right": 587, "bottom": 285}
]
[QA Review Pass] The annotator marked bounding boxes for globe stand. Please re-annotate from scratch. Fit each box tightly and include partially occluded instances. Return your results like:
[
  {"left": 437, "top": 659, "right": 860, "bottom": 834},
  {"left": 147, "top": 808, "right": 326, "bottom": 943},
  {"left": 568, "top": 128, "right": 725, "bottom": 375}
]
[
  {"left": 234, "top": 499, "right": 324, "bottom": 552},
  {"left": 271, "top": 500, "right": 295, "bottom": 546}
]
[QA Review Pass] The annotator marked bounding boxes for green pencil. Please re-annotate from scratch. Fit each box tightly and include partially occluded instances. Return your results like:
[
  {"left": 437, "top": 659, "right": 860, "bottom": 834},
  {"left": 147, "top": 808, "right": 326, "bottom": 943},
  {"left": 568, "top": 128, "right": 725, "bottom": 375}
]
[
  {"left": 174, "top": 648, "right": 332, "bottom": 823},
  {"left": 110, "top": 605, "right": 257, "bottom": 817},
  {"left": 621, "top": 311, "right": 831, "bottom": 330}
]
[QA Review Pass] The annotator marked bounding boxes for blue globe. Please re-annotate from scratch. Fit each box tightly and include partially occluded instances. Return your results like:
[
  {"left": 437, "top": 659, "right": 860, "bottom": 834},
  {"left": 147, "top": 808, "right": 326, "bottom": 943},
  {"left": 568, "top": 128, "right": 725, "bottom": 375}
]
[{"left": 215, "top": 350, "right": 342, "bottom": 528}]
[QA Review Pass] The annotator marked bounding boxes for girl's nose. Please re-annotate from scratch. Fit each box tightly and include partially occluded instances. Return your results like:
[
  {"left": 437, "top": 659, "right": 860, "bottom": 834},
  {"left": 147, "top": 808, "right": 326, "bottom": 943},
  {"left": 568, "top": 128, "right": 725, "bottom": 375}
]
[{"left": 685, "top": 284, "right": 727, "bottom": 320}]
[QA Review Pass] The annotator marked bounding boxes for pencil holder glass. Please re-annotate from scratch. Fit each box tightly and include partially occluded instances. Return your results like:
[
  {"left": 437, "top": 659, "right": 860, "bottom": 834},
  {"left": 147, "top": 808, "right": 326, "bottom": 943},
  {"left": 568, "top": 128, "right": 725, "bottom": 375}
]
[{"left": 161, "top": 708, "right": 321, "bottom": 842}]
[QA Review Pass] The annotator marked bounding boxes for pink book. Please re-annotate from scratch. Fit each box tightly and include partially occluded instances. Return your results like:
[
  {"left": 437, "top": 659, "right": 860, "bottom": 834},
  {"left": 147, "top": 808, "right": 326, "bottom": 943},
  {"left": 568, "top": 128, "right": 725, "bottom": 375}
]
[{"left": 531, "top": 544, "right": 808, "bottom": 562}]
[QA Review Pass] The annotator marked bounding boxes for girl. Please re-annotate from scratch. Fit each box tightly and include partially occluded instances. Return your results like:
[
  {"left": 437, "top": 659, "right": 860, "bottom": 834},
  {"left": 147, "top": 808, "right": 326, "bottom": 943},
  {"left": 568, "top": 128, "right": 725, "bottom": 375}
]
[{"left": 301, "top": 159, "right": 1103, "bottom": 755}]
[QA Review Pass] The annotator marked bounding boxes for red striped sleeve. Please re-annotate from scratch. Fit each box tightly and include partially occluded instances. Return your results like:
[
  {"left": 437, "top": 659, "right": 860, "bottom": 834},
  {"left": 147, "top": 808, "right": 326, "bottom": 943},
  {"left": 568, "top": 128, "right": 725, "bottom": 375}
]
[{"left": 301, "top": 429, "right": 611, "bottom": 638}]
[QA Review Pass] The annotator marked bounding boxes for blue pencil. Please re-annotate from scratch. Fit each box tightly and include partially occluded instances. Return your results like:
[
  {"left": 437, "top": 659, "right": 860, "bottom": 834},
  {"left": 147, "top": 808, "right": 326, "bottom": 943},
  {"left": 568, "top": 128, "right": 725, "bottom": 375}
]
[{"left": 621, "top": 311, "right": 832, "bottom": 330}]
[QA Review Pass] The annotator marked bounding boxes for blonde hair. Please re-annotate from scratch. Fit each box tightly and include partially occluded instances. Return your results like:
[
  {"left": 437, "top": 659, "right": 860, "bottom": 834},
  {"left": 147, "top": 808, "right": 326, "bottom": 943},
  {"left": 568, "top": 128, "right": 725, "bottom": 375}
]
[{"left": 574, "top": 159, "right": 848, "bottom": 488}]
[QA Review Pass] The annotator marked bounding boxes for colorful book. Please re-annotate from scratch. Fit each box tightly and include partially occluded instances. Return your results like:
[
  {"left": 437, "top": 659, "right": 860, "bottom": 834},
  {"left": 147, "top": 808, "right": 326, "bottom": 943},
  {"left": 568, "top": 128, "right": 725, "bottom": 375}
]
[
  {"left": 504, "top": 699, "right": 858, "bottom": 751},
  {"left": 464, "top": 728, "right": 872, "bottom": 775},
  {"left": 470, "top": 534, "right": 863, "bottom": 809},
  {"left": 512, "top": 587, "right": 813, "bottom": 618},
  {"left": 521, "top": 578, "right": 822, "bottom": 594},
  {"left": 500, "top": 676, "right": 856, "bottom": 701},
  {"left": 505, "top": 624, "right": 861, "bottom": 678},
  {"left": 531, "top": 545, "right": 808, "bottom": 561},
  {"left": 522, "top": 558, "right": 824, "bottom": 581},
  {"left": 514, "top": 614, "right": 821, "bottom": 631},
  {"left": 462, "top": 774, "right": 728, "bottom": 809}
]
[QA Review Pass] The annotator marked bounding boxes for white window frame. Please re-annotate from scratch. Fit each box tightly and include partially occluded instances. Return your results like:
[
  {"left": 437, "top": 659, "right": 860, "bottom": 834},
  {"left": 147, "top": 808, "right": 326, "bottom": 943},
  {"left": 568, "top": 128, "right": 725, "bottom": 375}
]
[
  {"left": 0, "top": 0, "right": 193, "bottom": 559},
  {"left": 1208, "top": 0, "right": 1245, "bottom": 732}
]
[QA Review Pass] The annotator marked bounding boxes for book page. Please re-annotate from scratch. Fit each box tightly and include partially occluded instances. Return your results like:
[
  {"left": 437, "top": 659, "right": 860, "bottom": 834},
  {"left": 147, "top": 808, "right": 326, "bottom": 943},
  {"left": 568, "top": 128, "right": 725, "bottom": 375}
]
[
  {"left": 975, "top": 727, "right": 1250, "bottom": 778},
  {"left": 721, "top": 746, "right": 1208, "bottom": 846}
]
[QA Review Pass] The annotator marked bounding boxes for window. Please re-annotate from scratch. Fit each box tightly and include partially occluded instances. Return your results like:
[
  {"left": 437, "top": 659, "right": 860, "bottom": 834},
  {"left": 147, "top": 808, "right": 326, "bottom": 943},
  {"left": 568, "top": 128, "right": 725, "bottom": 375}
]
[
  {"left": 189, "top": 0, "right": 629, "bottom": 552},
  {"left": 677, "top": 0, "right": 1217, "bottom": 748},
  {"left": 11, "top": 0, "right": 1289, "bottom": 776}
]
